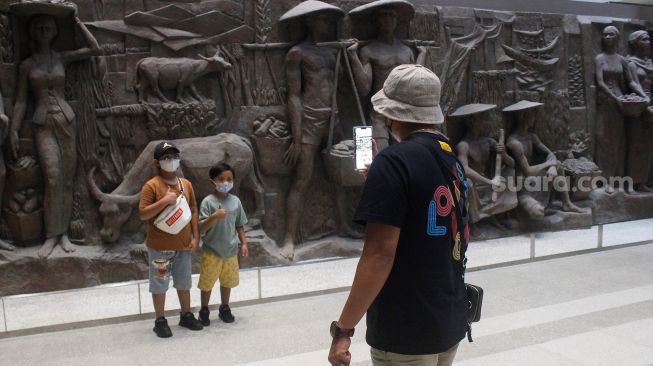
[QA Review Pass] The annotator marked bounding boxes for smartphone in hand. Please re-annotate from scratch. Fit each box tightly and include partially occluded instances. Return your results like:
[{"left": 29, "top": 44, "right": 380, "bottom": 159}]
[{"left": 354, "top": 126, "right": 373, "bottom": 171}]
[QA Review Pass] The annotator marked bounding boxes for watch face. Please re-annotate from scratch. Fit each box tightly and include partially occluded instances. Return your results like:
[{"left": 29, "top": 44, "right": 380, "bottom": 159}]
[
  {"left": 330, "top": 321, "right": 338, "bottom": 338},
  {"left": 330, "top": 321, "right": 354, "bottom": 338}
]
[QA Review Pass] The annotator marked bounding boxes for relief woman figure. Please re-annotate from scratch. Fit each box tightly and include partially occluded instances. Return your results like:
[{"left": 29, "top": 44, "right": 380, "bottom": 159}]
[
  {"left": 594, "top": 26, "right": 640, "bottom": 188},
  {"left": 625, "top": 30, "right": 653, "bottom": 193},
  {"left": 9, "top": 12, "right": 101, "bottom": 257}
]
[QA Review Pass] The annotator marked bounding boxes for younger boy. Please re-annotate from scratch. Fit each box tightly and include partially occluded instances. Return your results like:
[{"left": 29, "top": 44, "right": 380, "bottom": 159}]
[
  {"left": 139, "top": 141, "right": 203, "bottom": 338},
  {"left": 197, "top": 163, "right": 248, "bottom": 326}
]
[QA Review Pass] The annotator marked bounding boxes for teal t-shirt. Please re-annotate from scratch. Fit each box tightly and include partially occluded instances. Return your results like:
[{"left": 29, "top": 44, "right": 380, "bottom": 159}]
[{"left": 199, "top": 193, "right": 248, "bottom": 258}]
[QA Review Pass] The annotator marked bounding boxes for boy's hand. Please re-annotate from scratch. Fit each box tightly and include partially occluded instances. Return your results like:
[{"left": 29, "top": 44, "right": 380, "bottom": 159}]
[
  {"left": 213, "top": 208, "right": 227, "bottom": 220},
  {"left": 161, "top": 187, "right": 177, "bottom": 205},
  {"left": 241, "top": 243, "right": 248, "bottom": 257},
  {"left": 189, "top": 238, "right": 199, "bottom": 251}
]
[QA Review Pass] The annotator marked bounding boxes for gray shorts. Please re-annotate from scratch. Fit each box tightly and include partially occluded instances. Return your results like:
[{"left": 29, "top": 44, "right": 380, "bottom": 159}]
[{"left": 148, "top": 248, "right": 192, "bottom": 293}]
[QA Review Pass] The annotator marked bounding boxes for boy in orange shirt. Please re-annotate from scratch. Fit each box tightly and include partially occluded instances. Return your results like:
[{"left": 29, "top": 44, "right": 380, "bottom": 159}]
[{"left": 139, "top": 141, "right": 203, "bottom": 338}]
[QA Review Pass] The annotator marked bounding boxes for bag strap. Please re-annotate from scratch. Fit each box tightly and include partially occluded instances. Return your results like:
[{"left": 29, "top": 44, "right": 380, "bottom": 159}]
[
  {"left": 410, "top": 134, "right": 477, "bottom": 342},
  {"left": 408, "top": 134, "right": 469, "bottom": 269},
  {"left": 177, "top": 177, "right": 184, "bottom": 194}
]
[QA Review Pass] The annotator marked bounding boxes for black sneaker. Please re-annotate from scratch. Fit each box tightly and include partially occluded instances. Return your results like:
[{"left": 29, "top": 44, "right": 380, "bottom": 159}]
[
  {"left": 153, "top": 317, "right": 172, "bottom": 338},
  {"left": 179, "top": 312, "right": 204, "bottom": 330},
  {"left": 218, "top": 304, "right": 235, "bottom": 323},
  {"left": 199, "top": 306, "right": 210, "bottom": 326}
]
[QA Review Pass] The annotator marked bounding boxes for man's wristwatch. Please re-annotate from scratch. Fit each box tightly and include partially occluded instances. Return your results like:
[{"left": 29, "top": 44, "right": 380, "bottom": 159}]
[{"left": 330, "top": 321, "right": 354, "bottom": 339}]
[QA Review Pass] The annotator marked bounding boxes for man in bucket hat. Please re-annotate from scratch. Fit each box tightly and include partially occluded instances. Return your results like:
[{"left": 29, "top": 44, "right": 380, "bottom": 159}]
[
  {"left": 329, "top": 64, "right": 470, "bottom": 366},
  {"left": 347, "top": 0, "right": 428, "bottom": 151}
]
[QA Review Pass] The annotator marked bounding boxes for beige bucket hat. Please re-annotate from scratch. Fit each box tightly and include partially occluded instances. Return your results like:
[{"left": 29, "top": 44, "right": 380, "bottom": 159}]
[
  {"left": 371, "top": 64, "right": 444, "bottom": 124},
  {"left": 449, "top": 103, "right": 497, "bottom": 118},
  {"left": 279, "top": 0, "right": 344, "bottom": 24},
  {"left": 502, "top": 100, "right": 543, "bottom": 112}
]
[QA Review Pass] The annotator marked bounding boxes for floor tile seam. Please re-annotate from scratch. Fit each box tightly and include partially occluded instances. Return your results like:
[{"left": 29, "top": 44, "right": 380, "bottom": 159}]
[
  {"left": 536, "top": 325, "right": 653, "bottom": 362},
  {"left": 458, "top": 343, "right": 586, "bottom": 366},
  {"left": 474, "top": 284, "right": 653, "bottom": 337},
  {"left": 457, "top": 301, "right": 653, "bottom": 361}
]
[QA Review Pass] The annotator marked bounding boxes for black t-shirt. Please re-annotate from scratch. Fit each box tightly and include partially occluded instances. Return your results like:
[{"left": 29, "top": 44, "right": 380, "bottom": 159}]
[{"left": 353, "top": 132, "right": 470, "bottom": 355}]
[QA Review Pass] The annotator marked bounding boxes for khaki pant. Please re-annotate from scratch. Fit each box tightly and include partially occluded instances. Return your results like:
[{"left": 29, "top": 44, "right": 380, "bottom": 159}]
[{"left": 371, "top": 343, "right": 459, "bottom": 366}]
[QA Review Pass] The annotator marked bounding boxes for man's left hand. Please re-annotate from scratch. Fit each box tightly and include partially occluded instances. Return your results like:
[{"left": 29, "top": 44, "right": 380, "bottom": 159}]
[
  {"left": 328, "top": 337, "right": 352, "bottom": 366},
  {"left": 358, "top": 139, "right": 378, "bottom": 179}
]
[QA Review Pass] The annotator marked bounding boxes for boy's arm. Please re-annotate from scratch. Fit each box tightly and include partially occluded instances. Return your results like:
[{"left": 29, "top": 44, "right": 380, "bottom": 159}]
[
  {"left": 237, "top": 226, "right": 248, "bottom": 257},
  {"left": 189, "top": 184, "right": 199, "bottom": 251},
  {"left": 139, "top": 183, "right": 177, "bottom": 221}
]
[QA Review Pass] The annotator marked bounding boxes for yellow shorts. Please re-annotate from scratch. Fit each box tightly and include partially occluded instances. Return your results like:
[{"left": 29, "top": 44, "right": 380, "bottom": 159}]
[{"left": 198, "top": 250, "right": 240, "bottom": 291}]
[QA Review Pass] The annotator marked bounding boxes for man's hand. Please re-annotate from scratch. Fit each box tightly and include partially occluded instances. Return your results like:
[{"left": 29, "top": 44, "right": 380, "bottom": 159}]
[
  {"left": 546, "top": 165, "right": 558, "bottom": 180},
  {"left": 212, "top": 208, "right": 227, "bottom": 220},
  {"left": 328, "top": 337, "right": 352, "bottom": 366},
  {"left": 241, "top": 243, "right": 248, "bottom": 257},
  {"left": 189, "top": 237, "right": 199, "bottom": 252},
  {"left": 496, "top": 143, "right": 509, "bottom": 157},
  {"left": 284, "top": 141, "right": 302, "bottom": 167},
  {"left": 491, "top": 175, "right": 504, "bottom": 190},
  {"left": 160, "top": 187, "right": 177, "bottom": 206},
  {"left": 358, "top": 139, "right": 378, "bottom": 179},
  {"left": 347, "top": 41, "right": 359, "bottom": 55},
  {"left": 0, "top": 114, "right": 8, "bottom": 142}
]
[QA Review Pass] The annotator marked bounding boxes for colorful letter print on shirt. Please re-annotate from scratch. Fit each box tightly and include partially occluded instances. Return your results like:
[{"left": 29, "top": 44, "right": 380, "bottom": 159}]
[{"left": 426, "top": 142, "right": 471, "bottom": 262}]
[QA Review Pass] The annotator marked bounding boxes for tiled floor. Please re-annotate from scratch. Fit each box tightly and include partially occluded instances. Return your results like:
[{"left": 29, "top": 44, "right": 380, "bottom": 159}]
[{"left": 0, "top": 244, "right": 651, "bottom": 366}]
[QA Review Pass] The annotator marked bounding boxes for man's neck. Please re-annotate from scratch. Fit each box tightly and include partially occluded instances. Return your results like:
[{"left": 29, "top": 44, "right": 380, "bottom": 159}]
[
  {"left": 465, "top": 130, "right": 482, "bottom": 140},
  {"left": 308, "top": 33, "right": 327, "bottom": 44},
  {"left": 377, "top": 33, "right": 396, "bottom": 45}
]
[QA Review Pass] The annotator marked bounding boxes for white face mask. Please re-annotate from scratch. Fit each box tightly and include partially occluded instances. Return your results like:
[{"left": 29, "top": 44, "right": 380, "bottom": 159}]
[
  {"left": 160, "top": 159, "right": 180, "bottom": 173},
  {"left": 215, "top": 181, "right": 233, "bottom": 193}
]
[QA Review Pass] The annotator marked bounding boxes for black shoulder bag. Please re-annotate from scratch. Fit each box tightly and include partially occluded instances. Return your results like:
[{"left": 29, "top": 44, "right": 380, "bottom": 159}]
[{"left": 410, "top": 134, "right": 484, "bottom": 342}]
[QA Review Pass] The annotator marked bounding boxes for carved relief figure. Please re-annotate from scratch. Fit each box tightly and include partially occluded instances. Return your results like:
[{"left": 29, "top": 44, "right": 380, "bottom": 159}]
[
  {"left": 504, "top": 101, "right": 583, "bottom": 219},
  {"left": 9, "top": 12, "right": 101, "bottom": 257},
  {"left": 625, "top": 30, "right": 653, "bottom": 193},
  {"left": 451, "top": 104, "right": 518, "bottom": 225},
  {"left": 594, "top": 26, "right": 641, "bottom": 183},
  {"left": 280, "top": 1, "right": 344, "bottom": 259},
  {"left": 0, "top": 88, "right": 14, "bottom": 251},
  {"left": 347, "top": 0, "right": 427, "bottom": 151},
  {"left": 135, "top": 51, "right": 232, "bottom": 103}
]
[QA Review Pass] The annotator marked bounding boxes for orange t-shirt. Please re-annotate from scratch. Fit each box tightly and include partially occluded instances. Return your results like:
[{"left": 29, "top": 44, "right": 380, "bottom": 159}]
[{"left": 139, "top": 175, "right": 197, "bottom": 251}]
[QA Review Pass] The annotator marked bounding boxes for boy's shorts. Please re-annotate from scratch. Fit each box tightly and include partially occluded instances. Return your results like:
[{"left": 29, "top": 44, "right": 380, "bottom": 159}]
[
  {"left": 198, "top": 249, "right": 239, "bottom": 291},
  {"left": 148, "top": 248, "right": 192, "bottom": 293}
]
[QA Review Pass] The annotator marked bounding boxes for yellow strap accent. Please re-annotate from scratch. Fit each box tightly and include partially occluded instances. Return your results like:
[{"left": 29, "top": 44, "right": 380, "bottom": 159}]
[{"left": 438, "top": 141, "right": 452, "bottom": 152}]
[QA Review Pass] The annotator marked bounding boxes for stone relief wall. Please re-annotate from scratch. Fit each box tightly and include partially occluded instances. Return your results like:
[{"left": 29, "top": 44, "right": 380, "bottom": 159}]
[{"left": 0, "top": 0, "right": 651, "bottom": 296}]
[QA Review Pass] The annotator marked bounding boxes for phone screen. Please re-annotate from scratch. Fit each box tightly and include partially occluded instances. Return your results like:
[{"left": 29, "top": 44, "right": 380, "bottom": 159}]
[{"left": 354, "top": 126, "right": 373, "bottom": 171}]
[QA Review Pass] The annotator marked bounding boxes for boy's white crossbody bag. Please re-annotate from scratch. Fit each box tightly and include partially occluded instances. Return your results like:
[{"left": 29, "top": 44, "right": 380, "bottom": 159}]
[{"left": 154, "top": 178, "right": 192, "bottom": 235}]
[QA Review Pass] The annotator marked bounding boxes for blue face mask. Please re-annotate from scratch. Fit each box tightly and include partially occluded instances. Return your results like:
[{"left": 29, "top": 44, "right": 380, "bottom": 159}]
[{"left": 215, "top": 181, "right": 233, "bottom": 193}]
